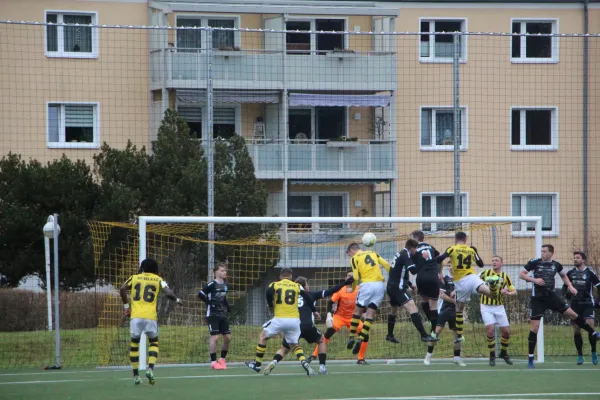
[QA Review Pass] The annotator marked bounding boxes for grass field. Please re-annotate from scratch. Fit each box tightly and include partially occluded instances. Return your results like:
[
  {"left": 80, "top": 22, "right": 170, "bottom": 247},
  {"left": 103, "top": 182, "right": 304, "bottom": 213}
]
[{"left": 1, "top": 359, "right": 598, "bottom": 400}]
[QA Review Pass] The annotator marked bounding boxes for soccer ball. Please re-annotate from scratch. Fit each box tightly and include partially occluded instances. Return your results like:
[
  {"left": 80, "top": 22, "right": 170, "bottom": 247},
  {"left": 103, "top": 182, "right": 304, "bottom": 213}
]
[{"left": 362, "top": 232, "right": 377, "bottom": 247}]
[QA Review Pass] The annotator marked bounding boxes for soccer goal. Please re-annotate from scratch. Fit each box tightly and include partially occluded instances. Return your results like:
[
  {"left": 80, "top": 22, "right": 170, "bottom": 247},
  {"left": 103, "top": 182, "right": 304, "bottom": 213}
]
[{"left": 91, "top": 215, "right": 549, "bottom": 369}]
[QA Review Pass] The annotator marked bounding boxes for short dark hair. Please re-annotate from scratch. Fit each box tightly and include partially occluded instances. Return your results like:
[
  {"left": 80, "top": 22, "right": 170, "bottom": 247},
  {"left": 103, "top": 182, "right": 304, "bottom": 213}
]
[
  {"left": 542, "top": 244, "right": 555, "bottom": 253},
  {"left": 405, "top": 239, "right": 419, "bottom": 249},
  {"left": 492, "top": 255, "right": 503, "bottom": 262},
  {"left": 140, "top": 258, "right": 159, "bottom": 274},
  {"left": 347, "top": 243, "right": 360, "bottom": 252},
  {"left": 410, "top": 230, "right": 424, "bottom": 242},
  {"left": 213, "top": 262, "right": 227, "bottom": 273},
  {"left": 455, "top": 231, "right": 467, "bottom": 242},
  {"left": 574, "top": 251, "right": 587, "bottom": 260},
  {"left": 295, "top": 277, "right": 308, "bottom": 288},
  {"left": 280, "top": 267, "right": 293, "bottom": 278}
]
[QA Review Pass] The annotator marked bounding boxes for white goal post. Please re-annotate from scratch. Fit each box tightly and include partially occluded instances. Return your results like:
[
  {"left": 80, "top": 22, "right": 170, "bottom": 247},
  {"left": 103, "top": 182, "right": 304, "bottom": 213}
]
[{"left": 136, "top": 215, "right": 543, "bottom": 369}]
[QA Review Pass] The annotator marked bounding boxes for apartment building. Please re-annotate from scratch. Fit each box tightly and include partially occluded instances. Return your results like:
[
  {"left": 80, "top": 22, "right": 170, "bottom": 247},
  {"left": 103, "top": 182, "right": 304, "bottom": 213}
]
[{"left": 0, "top": 0, "right": 598, "bottom": 266}]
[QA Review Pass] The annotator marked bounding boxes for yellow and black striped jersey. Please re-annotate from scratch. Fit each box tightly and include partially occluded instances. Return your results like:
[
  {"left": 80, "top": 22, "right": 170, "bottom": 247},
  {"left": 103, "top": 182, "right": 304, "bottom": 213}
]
[
  {"left": 350, "top": 250, "right": 390, "bottom": 289},
  {"left": 266, "top": 279, "right": 307, "bottom": 319},
  {"left": 438, "top": 244, "right": 484, "bottom": 282},
  {"left": 479, "top": 269, "right": 515, "bottom": 305},
  {"left": 124, "top": 273, "right": 168, "bottom": 321}
]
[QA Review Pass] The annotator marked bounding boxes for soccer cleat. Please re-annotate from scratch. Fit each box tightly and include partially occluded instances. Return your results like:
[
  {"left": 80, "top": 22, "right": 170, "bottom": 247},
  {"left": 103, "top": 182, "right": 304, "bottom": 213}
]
[
  {"left": 489, "top": 357, "right": 496, "bottom": 367},
  {"left": 306, "top": 355, "right": 315, "bottom": 364},
  {"left": 346, "top": 337, "right": 356, "bottom": 350},
  {"left": 319, "top": 365, "right": 328, "bottom": 375},
  {"left": 263, "top": 361, "right": 277, "bottom": 376},
  {"left": 592, "top": 352, "right": 598, "bottom": 365},
  {"left": 218, "top": 358, "right": 227, "bottom": 370},
  {"left": 357, "top": 359, "right": 368, "bottom": 365},
  {"left": 424, "top": 353, "right": 432, "bottom": 366},
  {"left": 245, "top": 361, "right": 261, "bottom": 373},
  {"left": 577, "top": 355, "right": 585, "bottom": 365},
  {"left": 352, "top": 339, "right": 363, "bottom": 355},
  {"left": 133, "top": 375, "right": 142, "bottom": 385},
  {"left": 302, "top": 361, "right": 315, "bottom": 377},
  {"left": 386, "top": 335, "right": 400, "bottom": 344},
  {"left": 422, "top": 334, "right": 440, "bottom": 343},
  {"left": 145, "top": 369, "right": 155, "bottom": 386},
  {"left": 454, "top": 336, "right": 465, "bottom": 344},
  {"left": 211, "top": 361, "right": 225, "bottom": 370},
  {"left": 502, "top": 355, "right": 514, "bottom": 365},
  {"left": 453, "top": 358, "right": 467, "bottom": 367},
  {"left": 528, "top": 356, "right": 535, "bottom": 369}
]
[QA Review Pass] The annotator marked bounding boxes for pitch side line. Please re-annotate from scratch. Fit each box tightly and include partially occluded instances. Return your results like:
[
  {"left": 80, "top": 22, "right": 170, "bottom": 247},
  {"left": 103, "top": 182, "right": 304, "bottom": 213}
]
[{"left": 314, "top": 394, "right": 600, "bottom": 400}]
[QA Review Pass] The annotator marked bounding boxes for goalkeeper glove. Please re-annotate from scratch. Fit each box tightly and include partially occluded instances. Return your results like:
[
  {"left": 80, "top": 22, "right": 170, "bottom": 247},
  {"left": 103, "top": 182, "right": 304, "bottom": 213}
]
[{"left": 326, "top": 312, "right": 334, "bottom": 328}]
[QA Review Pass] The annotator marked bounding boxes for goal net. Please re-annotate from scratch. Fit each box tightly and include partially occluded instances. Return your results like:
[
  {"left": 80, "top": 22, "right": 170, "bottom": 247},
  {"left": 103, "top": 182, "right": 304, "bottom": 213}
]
[{"left": 89, "top": 215, "right": 564, "bottom": 368}]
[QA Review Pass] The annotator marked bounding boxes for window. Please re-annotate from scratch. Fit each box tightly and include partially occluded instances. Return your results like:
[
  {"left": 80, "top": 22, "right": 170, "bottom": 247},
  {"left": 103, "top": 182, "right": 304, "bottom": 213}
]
[
  {"left": 176, "top": 16, "right": 239, "bottom": 51},
  {"left": 421, "top": 107, "right": 467, "bottom": 150},
  {"left": 511, "top": 193, "right": 558, "bottom": 236},
  {"left": 286, "top": 19, "right": 346, "bottom": 55},
  {"left": 47, "top": 103, "right": 99, "bottom": 148},
  {"left": 421, "top": 193, "right": 468, "bottom": 232},
  {"left": 288, "top": 107, "right": 347, "bottom": 140},
  {"left": 288, "top": 193, "right": 348, "bottom": 230},
  {"left": 177, "top": 106, "right": 202, "bottom": 139},
  {"left": 420, "top": 19, "right": 466, "bottom": 61},
  {"left": 511, "top": 108, "right": 558, "bottom": 150},
  {"left": 512, "top": 20, "right": 558, "bottom": 63},
  {"left": 177, "top": 105, "right": 238, "bottom": 139},
  {"left": 45, "top": 11, "right": 97, "bottom": 58}
]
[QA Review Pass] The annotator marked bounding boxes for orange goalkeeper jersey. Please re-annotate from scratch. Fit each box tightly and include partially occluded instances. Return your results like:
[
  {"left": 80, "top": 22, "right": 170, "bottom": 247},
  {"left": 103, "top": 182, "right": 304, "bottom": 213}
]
[{"left": 331, "top": 286, "right": 359, "bottom": 320}]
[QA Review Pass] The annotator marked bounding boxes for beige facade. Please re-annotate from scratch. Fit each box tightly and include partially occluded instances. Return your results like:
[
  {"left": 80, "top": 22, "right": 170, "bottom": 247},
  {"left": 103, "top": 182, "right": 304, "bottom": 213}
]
[{"left": 0, "top": 0, "right": 597, "bottom": 264}]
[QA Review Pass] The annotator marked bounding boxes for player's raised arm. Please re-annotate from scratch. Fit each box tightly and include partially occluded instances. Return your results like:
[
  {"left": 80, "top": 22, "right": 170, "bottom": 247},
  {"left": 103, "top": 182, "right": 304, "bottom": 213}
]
[
  {"left": 300, "top": 289, "right": 317, "bottom": 312},
  {"left": 376, "top": 253, "right": 390, "bottom": 272},
  {"left": 350, "top": 257, "right": 359, "bottom": 291},
  {"left": 120, "top": 277, "right": 133, "bottom": 305},
  {"left": 319, "top": 276, "right": 354, "bottom": 300},
  {"left": 470, "top": 246, "right": 485, "bottom": 268},
  {"left": 435, "top": 247, "right": 452, "bottom": 264}
]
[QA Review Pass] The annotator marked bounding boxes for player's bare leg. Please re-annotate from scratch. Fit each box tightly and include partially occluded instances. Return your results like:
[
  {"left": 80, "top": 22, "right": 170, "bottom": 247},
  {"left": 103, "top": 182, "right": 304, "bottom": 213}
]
[{"left": 219, "top": 334, "right": 230, "bottom": 369}]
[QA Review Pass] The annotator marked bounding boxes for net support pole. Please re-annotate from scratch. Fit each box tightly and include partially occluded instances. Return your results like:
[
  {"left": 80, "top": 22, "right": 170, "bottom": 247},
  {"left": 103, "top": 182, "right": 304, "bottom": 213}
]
[
  {"left": 534, "top": 217, "right": 544, "bottom": 363},
  {"left": 207, "top": 29, "right": 215, "bottom": 281},
  {"left": 452, "top": 32, "right": 461, "bottom": 218},
  {"left": 52, "top": 213, "right": 61, "bottom": 368},
  {"left": 491, "top": 213, "right": 500, "bottom": 355},
  {"left": 138, "top": 218, "right": 147, "bottom": 370},
  {"left": 44, "top": 236, "right": 53, "bottom": 331}
]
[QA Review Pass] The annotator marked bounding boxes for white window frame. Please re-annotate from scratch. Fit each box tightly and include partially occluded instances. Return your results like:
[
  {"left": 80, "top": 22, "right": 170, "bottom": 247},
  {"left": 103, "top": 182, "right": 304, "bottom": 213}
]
[
  {"left": 510, "top": 192, "right": 559, "bottom": 237},
  {"left": 285, "top": 17, "right": 350, "bottom": 54},
  {"left": 44, "top": 10, "right": 99, "bottom": 59},
  {"left": 288, "top": 192, "right": 350, "bottom": 230},
  {"left": 510, "top": 106, "right": 558, "bottom": 151},
  {"left": 175, "top": 14, "right": 242, "bottom": 50},
  {"left": 288, "top": 106, "right": 350, "bottom": 140},
  {"left": 46, "top": 101, "right": 100, "bottom": 149},
  {"left": 419, "top": 18, "right": 468, "bottom": 63},
  {"left": 419, "top": 106, "right": 468, "bottom": 151},
  {"left": 511, "top": 19, "right": 559, "bottom": 64},
  {"left": 176, "top": 102, "right": 241, "bottom": 139},
  {"left": 420, "top": 192, "right": 469, "bottom": 232}
]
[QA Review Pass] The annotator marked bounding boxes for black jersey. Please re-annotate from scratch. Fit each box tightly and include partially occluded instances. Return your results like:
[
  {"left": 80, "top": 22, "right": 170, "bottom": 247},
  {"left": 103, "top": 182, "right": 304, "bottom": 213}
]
[
  {"left": 440, "top": 275, "right": 456, "bottom": 312},
  {"left": 198, "top": 280, "right": 229, "bottom": 317},
  {"left": 388, "top": 248, "right": 414, "bottom": 290},
  {"left": 299, "top": 280, "right": 348, "bottom": 327},
  {"left": 565, "top": 267, "right": 600, "bottom": 305},
  {"left": 523, "top": 258, "right": 564, "bottom": 298},
  {"left": 412, "top": 242, "right": 440, "bottom": 274}
]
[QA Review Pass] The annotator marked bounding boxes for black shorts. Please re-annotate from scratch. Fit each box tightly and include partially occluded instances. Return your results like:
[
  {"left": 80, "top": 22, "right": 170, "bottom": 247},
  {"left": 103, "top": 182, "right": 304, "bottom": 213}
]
[
  {"left": 282, "top": 325, "right": 322, "bottom": 348},
  {"left": 387, "top": 286, "right": 412, "bottom": 307},
  {"left": 437, "top": 307, "right": 456, "bottom": 330},
  {"left": 530, "top": 293, "right": 569, "bottom": 320},
  {"left": 416, "top": 272, "right": 441, "bottom": 299},
  {"left": 207, "top": 316, "right": 230, "bottom": 336},
  {"left": 571, "top": 303, "right": 595, "bottom": 321}
]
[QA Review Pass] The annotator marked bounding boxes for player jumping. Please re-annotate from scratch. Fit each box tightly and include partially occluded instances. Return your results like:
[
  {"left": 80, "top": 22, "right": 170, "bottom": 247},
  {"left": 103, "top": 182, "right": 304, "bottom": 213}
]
[{"left": 120, "top": 258, "right": 182, "bottom": 385}]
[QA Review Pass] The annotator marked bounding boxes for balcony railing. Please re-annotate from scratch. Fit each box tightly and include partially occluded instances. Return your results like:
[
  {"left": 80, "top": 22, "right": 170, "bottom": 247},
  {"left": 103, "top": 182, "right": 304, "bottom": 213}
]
[
  {"left": 150, "top": 48, "right": 396, "bottom": 91},
  {"left": 246, "top": 139, "right": 396, "bottom": 180}
]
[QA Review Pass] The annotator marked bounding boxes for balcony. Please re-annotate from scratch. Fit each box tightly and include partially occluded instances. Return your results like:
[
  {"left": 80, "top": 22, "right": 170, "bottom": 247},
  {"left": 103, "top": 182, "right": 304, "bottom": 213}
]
[
  {"left": 246, "top": 139, "right": 395, "bottom": 180},
  {"left": 150, "top": 49, "right": 396, "bottom": 91}
]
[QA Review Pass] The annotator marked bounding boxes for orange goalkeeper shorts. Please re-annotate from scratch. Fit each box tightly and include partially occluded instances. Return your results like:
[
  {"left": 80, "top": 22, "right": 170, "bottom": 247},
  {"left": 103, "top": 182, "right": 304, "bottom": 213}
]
[{"left": 332, "top": 315, "right": 363, "bottom": 333}]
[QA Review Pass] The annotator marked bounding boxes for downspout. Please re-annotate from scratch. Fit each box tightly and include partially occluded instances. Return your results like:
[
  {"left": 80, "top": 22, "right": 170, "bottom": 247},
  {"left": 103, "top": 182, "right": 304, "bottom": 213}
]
[{"left": 583, "top": 0, "right": 589, "bottom": 253}]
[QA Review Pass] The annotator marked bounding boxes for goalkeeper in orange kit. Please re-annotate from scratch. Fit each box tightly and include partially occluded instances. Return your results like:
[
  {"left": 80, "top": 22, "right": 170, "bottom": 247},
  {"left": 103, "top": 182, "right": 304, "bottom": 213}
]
[{"left": 309, "top": 271, "right": 369, "bottom": 364}]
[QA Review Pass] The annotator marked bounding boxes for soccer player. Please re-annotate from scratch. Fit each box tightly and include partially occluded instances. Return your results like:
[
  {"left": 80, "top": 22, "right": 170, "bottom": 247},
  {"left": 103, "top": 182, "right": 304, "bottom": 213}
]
[
  {"left": 436, "top": 231, "right": 497, "bottom": 342},
  {"left": 479, "top": 256, "right": 516, "bottom": 366},
  {"left": 346, "top": 242, "right": 390, "bottom": 355},
  {"left": 409, "top": 230, "right": 443, "bottom": 336},
  {"left": 424, "top": 273, "right": 466, "bottom": 367},
  {"left": 564, "top": 251, "right": 600, "bottom": 365},
  {"left": 386, "top": 239, "right": 439, "bottom": 343},
  {"left": 197, "top": 262, "right": 231, "bottom": 370},
  {"left": 310, "top": 271, "right": 370, "bottom": 364},
  {"left": 119, "top": 258, "right": 182, "bottom": 385},
  {"left": 263, "top": 275, "right": 353, "bottom": 375},
  {"left": 245, "top": 268, "right": 315, "bottom": 376},
  {"left": 519, "top": 244, "right": 600, "bottom": 369}
]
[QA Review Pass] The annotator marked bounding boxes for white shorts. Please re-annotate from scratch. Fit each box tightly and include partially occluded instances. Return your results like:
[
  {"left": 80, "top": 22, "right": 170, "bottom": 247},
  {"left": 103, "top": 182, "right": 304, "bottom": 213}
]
[
  {"left": 357, "top": 281, "right": 385, "bottom": 309},
  {"left": 454, "top": 274, "right": 486, "bottom": 303},
  {"left": 262, "top": 317, "right": 301, "bottom": 344},
  {"left": 480, "top": 304, "right": 510, "bottom": 327},
  {"left": 130, "top": 318, "right": 159, "bottom": 339}
]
